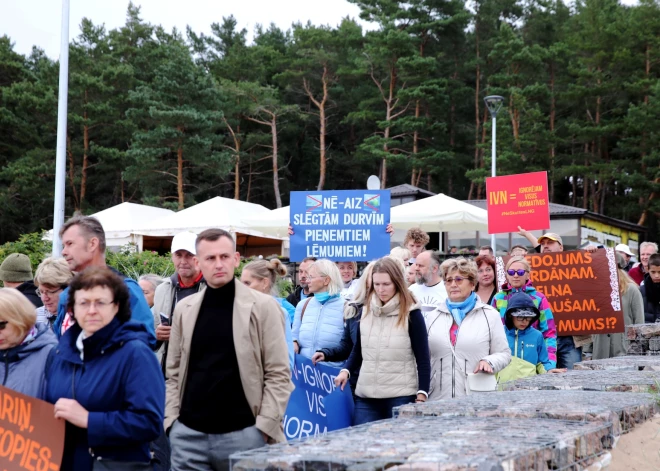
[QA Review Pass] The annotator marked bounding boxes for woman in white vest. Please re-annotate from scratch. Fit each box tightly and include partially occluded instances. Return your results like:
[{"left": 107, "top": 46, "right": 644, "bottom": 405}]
[
  {"left": 335, "top": 257, "right": 430, "bottom": 425},
  {"left": 426, "top": 257, "right": 511, "bottom": 399}
]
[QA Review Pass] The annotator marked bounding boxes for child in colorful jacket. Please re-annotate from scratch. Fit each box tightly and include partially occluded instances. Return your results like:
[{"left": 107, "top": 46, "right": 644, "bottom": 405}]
[
  {"left": 504, "top": 293, "right": 553, "bottom": 372},
  {"left": 491, "top": 257, "right": 557, "bottom": 369}
]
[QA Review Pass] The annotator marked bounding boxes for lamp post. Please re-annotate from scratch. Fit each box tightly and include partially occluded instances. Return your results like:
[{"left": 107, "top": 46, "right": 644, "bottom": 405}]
[
  {"left": 52, "top": 0, "right": 70, "bottom": 257},
  {"left": 484, "top": 95, "right": 504, "bottom": 254}
]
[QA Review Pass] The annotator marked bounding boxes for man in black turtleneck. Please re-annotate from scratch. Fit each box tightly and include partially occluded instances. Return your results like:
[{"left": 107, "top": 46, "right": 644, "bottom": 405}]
[
  {"left": 641, "top": 253, "right": 660, "bottom": 323},
  {"left": 165, "top": 228, "right": 293, "bottom": 471}
]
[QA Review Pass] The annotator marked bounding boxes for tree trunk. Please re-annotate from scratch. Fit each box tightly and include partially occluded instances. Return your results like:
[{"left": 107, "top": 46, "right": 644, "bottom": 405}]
[
  {"left": 303, "top": 66, "right": 330, "bottom": 192},
  {"left": 549, "top": 63, "right": 556, "bottom": 202},
  {"left": 470, "top": 16, "right": 481, "bottom": 201},
  {"left": 271, "top": 118, "right": 283, "bottom": 208},
  {"left": 66, "top": 134, "right": 80, "bottom": 212},
  {"left": 317, "top": 102, "right": 327, "bottom": 191},
  {"left": 80, "top": 89, "right": 89, "bottom": 209},
  {"left": 247, "top": 158, "right": 253, "bottom": 202},
  {"left": 411, "top": 99, "right": 420, "bottom": 184},
  {"left": 177, "top": 132, "right": 184, "bottom": 210}
]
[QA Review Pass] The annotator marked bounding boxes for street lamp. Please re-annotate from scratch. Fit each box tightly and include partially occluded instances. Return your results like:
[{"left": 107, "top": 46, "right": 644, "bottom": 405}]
[{"left": 484, "top": 95, "right": 504, "bottom": 255}]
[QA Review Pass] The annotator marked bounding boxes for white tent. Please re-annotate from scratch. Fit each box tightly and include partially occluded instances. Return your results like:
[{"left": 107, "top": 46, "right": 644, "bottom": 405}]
[
  {"left": 242, "top": 205, "right": 290, "bottom": 238},
  {"left": 133, "top": 196, "right": 285, "bottom": 256},
  {"left": 391, "top": 194, "right": 488, "bottom": 232},
  {"left": 45, "top": 202, "right": 175, "bottom": 249}
]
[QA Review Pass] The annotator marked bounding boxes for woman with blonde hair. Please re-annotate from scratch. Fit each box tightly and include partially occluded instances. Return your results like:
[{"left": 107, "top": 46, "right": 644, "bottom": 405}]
[
  {"left": 0, "top": 289, "right": 57, "bottom": 398},
  {"left": 390, "top": 246, "right": 411, "bottom": 266},
  {"left": 592, "top": 254, "right": 644, "bottom": 359},
  {"left": 426, "top": 257, "right": 510, "bottom": 399},
  {"left": 335, "top": 257, "right": 430, "bottom": 424},
  {"left": 241, "top": 258, "right": 295, "bottom": 369},
  {"left": 312, "top": 261, "right": 376, "bottom": 393},
  {"left": 34, "top": 257, "right": 74, "bottom": 331},
  {"left": 337, "top": 261, "right": 359, "bottom": 301},
  {"left": 292, "top": 259, "right": 346, "bottom": 367}
]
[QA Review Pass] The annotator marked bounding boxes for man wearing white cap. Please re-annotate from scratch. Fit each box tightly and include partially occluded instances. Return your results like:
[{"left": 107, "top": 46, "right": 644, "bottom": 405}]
[
  {"left": 615, "top": 243, "right": 635, "bottom": 272},
  {"left": 153, "top": 231, "right": 206, "bottom": 376}
]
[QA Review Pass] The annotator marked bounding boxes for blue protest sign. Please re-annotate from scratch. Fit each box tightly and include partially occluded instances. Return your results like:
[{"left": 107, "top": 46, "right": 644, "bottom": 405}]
[
  {"left": 283, "top": 355, "right": 354, "bottom": 441},
  {"left": 289, "top": 190, "right": 391, "bottom": 261}
]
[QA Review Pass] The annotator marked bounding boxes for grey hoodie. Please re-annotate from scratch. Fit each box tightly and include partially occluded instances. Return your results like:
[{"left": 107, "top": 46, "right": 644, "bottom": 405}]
[{"left": 0, "top": 323, "right": 57, "bottom": 399}]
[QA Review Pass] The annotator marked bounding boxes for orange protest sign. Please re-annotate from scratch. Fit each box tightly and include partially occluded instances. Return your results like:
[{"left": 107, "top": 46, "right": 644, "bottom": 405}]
[
  {"left": 497, "top": 248, "right": 624, "bottom": 336},
  {"left": 0, "top": 385, "right": 64, "bottom": 471}
]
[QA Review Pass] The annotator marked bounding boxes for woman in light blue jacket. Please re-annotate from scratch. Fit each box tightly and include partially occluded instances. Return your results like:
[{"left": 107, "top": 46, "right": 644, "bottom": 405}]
[{"left": 292, "top": 259, "right": 346, "bottom": 368}]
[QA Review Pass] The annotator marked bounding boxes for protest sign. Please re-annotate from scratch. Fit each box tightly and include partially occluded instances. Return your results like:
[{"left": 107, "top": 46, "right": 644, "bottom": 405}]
[
  {"left": 496, "top": 248, "right": 623, "bottom": 336},
  {"left": 486, "top": 171, "right": 550, "bottom": 234},
  {"left": 283, "top": 355, "right": 353, "bottom": 441},
  {"left": 0, "top": 385, "right": 64, "bottom": 471},
  {"left": 289, "top": 190, "right": 391, "bottom": 262}
]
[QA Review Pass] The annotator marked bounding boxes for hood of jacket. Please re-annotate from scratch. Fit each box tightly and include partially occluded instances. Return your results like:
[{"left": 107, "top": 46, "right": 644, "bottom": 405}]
[
  {"left": 3, "top": 323, "right": 57, "bottom": 363},
  {"left": 57, "top": 317, "right": 152, "bottom": 365},
  {"left": 504, "top": 292, "right": 540, "bottom": 329}
]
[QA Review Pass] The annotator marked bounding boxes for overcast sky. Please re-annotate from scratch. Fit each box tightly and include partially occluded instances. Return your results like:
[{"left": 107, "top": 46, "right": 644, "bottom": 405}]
[{"left": 2, "top": 0, "right": 371, "bottom": 58}]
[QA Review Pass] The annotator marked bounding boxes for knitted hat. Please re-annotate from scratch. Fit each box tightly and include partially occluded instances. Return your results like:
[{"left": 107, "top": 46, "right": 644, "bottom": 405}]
[{"left": 0, "top": 253, "right": 33, "bottom": 282}]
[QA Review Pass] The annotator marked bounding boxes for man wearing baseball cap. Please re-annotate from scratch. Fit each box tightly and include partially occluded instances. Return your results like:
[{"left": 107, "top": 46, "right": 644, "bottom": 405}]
[
  {"left": 153, "top": 231, "right": 206, "bottom": 376},
  {"left": 615, "top": 244, "right": 635, "bottom": 272}
]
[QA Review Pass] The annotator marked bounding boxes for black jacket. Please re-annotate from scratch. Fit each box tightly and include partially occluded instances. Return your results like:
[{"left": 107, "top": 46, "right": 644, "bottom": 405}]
[
  {"left": 641, "top": 276, "right": 660, "bottom": 323},
  {"left": 286, "top": 285, "right": 306, "bottom": 307},
  {"left": 16, "top": 280, "right": 43, "bottom": 308}
]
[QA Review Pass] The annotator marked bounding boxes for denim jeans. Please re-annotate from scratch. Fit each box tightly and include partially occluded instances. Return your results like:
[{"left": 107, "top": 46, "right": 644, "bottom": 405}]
[
  {"left": 353, "top": 395, "right": 416, "bottom": 426},
  {"left": 557, "top": 336, "right": 582, "bottom": 369}
]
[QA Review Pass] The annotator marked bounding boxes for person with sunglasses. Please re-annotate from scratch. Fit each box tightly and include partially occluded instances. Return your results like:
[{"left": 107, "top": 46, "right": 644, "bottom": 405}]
[
  {"left": 34, "top": 257, "right": 73, "bottom": 331},
  {"left": 492, "top": 256, "right": 557, "bottom": 369},
  {"left": 426, "top": 258, "right": 510, "bottom": 399},
  {"left": 0, "top": 288, "right": 57, "bottom": 399}
]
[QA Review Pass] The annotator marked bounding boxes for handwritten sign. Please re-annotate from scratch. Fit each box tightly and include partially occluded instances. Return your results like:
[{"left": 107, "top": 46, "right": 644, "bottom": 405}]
[
  {"left": 487, "top": 171, "right": 550, "bottom": 234},
  {"left": 0, "top": 385, "right": 64, "bottom": 471},
  {"left": 290, "top": 190, "right": 391, "bottom": 262},
  {"left": 497, "top": 249, "right": 624, "bottom": 336},
  {"left": 283, "top": 355, "right": 353, "bottom": 441}
]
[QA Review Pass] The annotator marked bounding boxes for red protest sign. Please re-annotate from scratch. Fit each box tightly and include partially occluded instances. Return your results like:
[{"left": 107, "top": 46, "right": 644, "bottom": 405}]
[
  {"left": 486, "top": 171, "right": 550, "bottom": 234},
  {"left": 0, "top": 385, "right": 64, "bottom": 471},
  {"left": 497, "top": 249, "right": 624, "bottom": 336}
]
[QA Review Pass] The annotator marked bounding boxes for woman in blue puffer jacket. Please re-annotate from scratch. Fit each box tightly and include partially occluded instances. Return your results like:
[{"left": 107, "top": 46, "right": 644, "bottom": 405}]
[{"left": 292, "top": 259, "right": 346, "bottom": 368}]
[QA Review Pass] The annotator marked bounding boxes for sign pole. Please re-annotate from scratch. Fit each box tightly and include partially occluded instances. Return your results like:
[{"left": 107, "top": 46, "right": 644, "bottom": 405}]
[
  {"left": 52, "top": 0, "right": 70, "bottom": 257},
  {"left": 490, "top": 114, "right": 497, "bottom": 253}
]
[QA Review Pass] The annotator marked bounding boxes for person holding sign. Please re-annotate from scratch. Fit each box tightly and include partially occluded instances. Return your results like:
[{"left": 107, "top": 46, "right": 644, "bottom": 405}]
[
  {"left": 492, "top": 256, "right": 557, "bottom": 369},
  {"left": 426, "top": 258, "right": 511, "bottom": 399},
  {"left": 0, "top": 289, "right": 57, "bottom": 399},
  {"left": 46, "top": 267, "right": 164, "bottom": 471},
  {"left": 292, "top": 260, "right": 346, "bottom": 367},
  {"left": 334, "top": 257, "right": 430, "bottom": 424}
]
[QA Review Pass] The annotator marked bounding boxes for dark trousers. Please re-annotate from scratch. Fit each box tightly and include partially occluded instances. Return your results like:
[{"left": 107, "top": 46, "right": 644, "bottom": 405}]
[
  {"left": 151, "top": 427, "right": 171, "bottom": 471},
  {"left": 353, "top": 395, "right": 416, "bottom": 426},
  {"left": 557, "top": 336, "right": 582, "bottom": 369}
]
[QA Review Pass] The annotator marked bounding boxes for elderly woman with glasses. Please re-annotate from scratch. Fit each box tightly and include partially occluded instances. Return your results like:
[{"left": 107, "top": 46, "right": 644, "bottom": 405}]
[
  {"left": 0, "top": 289, "right": 57, "bottom": 399},
  {"left": 34, "top": 257, "right": 74, "bottom": 331},
  {"left": 426, "top": 257, "right": 510, "bottom": 399},
  {"left": 45, "top": 267, "right": 164, "bottom": 471},
  {"left": 292, "top": 259, "right": 346, "bottom": 367},
  {"left": 492, "top": 256, "right": 557, "bottom": 369}
]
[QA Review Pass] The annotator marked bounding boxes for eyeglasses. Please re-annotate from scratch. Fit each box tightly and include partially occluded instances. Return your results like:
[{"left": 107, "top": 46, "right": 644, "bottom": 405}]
[
  {"left": 74, "top": 299, "right": 115, "bottom": 311},
  {"left": 513, "top": 316, "right": 533, "bottom": 322},
  {"left": 36, "top": 287, "right": 63, "bottom": 298},
  {"left": 445, "top": 276, "right": 468, "bottom": 285},
  {"left": 507, "top": 269, "right": 528, "bottom": 276},
  {"left": 0, "top": 321, "right": 8, "bottom": 330}
]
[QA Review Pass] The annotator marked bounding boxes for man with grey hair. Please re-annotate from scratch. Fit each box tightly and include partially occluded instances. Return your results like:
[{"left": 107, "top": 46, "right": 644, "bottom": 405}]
[
  {"left": 630, "top": 241, "right": 658, "bottom": 285},
  {"left": 52, "top": 215, "right": 156, "bottom": 346},
  {"left": 410, "top": 250, "right": 448, "bottom": 317}
]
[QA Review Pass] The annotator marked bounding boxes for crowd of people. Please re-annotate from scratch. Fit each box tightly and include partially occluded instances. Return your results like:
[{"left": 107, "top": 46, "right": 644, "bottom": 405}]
[{"left": 0, "top": 215, "right": 655, "bottom": 471}]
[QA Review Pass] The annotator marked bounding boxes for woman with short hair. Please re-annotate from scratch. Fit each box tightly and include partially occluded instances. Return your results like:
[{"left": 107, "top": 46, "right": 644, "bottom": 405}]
[
  {"left": 474, "top": 255, "right": 497, "bottom": 305},
  {"left": 337, "top": 261, "right": 359, "bottom": 301},
  {"left": 335, "top": 257, "right": 430, "bottom": 424},
  {"left": 0, "top": 289, "right": 57, "bottom": 398},
  {"left": 138, "top": 274, "right": 164, "bottom": 308},
  {"left": 34, "top": 257, "right": 74, "bottom": 330},
  {"left": 292, "top": 259, "right": 346, "bottom": 367},
  {"left": 45, "top": 267, "right": 164, "bottom": 471},
  {"left": 426, "top": 257, "right": 511, "bottom": 399}
]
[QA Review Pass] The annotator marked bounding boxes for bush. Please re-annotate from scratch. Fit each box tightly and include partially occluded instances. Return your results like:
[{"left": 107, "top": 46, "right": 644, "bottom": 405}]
[
  {"left": 106, "top": 246, "right": 175, "bottom": 280},
  {"left": 0, "top": 232, "right": 52, "bottom": 274}
]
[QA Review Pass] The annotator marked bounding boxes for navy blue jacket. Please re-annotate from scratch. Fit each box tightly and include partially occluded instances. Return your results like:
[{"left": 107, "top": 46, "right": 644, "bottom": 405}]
[{"left": 45, "top": 318, "right": 164, "bottom": 471}]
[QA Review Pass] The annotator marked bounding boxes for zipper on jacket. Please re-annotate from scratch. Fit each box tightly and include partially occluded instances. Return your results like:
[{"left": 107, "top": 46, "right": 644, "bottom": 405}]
[
  {"left": 2, "top": 354, "right": 8, "bottom": 386},
  {"left": 515, "top": 330, "right": 519, "bottom": 358},
  {"left": 451, "top": 356, "right": 455, "bottom": 397},
  {"left": 72, "top": 365, "right": 77, "bottom": 399}
]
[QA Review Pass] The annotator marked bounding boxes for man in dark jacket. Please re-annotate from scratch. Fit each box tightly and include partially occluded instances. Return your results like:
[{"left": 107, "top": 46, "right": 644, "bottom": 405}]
[
  {"left": 0, "top": 253, "right": 43, "bottom": 307},
  {"left": 641, "top": 253, "right": 660, "bottom": 323},
  {"left": 286, "top": 257, "right": 317, "bottom": 307}
]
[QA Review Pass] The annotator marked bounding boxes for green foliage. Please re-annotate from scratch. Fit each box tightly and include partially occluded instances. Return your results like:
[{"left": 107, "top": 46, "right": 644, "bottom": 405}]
[
  {"left": 234, "top": 256, "right": 294, "bottom": 297},
  {"left": 105, "top": 246, "right": 175, "bottom": 280},
  {"left": 0, "top": 232, "right": 52, "bottom": 273}
]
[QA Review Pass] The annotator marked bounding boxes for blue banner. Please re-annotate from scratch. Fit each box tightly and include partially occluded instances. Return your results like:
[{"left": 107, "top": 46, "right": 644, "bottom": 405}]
[
  {"left": 290, "top": 190, "right": 391, "bottom": 261},
  {"left": 283, "top": 355, "right": 354, "bottom": 441}
]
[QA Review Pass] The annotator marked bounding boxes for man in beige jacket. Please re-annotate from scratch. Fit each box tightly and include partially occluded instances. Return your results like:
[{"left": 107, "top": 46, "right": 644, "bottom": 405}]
[{"left": 165, "top": 228, "right": 293, "bottom": 470}]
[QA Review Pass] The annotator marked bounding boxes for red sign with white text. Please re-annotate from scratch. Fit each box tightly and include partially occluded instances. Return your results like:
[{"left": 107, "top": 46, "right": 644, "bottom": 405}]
[{"left": 486, "top": 171, "right": 550, "bottom": 234}]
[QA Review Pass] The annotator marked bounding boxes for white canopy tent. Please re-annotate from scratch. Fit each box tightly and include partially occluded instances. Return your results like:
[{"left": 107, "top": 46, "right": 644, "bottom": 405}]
[
  {"left": 241, "top": 205, "right": 290, "bottom": 238},
  {"left": 132, "top": 196, "right": 285, "bottom": 256},
  {"left": 390, "top": 193, "right": 489, "bottom": 232},
  {"left": 45, "top": 202, "right": 175, "bottom": 250}
]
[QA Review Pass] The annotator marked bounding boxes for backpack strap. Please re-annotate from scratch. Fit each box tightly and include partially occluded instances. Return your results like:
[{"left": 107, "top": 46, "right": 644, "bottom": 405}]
[{"left": 300, "top": 297, "right": 313, "bottom": 322}]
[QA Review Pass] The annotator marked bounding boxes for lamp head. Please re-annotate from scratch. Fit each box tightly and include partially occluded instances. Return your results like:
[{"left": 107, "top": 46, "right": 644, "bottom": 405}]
[{"left": 484, "top": 95, "right": 505, "bottom": 117}]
